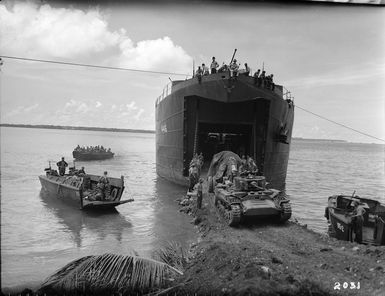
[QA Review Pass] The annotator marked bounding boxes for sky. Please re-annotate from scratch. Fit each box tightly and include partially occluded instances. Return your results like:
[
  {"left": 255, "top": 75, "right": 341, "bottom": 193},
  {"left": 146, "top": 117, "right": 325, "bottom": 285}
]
[{"left": 0, "top": 0, "right": 384, "bottom": 143}]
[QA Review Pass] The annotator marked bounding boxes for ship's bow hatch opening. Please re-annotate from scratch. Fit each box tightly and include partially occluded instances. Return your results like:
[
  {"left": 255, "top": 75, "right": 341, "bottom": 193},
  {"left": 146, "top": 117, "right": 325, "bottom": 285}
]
[
  {"left": 198, "top": 123, "right": 252, "bottom": 164},
  {"left": 183, "top": 96, "right": 270, "bottom": 176}
]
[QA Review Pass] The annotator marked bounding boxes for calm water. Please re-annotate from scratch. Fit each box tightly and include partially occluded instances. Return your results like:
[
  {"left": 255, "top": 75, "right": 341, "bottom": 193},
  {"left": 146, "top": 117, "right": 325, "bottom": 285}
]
[
  {"left": 287, "top": 139, "right": 385, "bottom": 231},
  {"left": 1, "top": 127, "right": 384, "bottom": 288},
  {"left": 1, "top": 127, "right": 197, "bottom": 288}
]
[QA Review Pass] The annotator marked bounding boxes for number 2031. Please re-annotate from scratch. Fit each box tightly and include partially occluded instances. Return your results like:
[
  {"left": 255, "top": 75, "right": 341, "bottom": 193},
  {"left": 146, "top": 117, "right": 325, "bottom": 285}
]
[{"left": 334, "top": 282, "right": 360, "bottom": 290}]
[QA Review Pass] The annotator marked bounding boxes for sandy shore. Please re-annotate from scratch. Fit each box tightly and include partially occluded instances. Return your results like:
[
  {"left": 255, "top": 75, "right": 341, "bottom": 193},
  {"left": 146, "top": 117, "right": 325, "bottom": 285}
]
[{"left": 175, "top": 188, "right": 385, "bottom": 296}]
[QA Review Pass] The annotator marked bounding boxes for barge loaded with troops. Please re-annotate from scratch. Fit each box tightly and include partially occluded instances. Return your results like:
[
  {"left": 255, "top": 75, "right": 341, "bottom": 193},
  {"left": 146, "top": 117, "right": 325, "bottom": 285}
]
[{"left": 155, "top": 50, "right": 294, "bottom": 189}]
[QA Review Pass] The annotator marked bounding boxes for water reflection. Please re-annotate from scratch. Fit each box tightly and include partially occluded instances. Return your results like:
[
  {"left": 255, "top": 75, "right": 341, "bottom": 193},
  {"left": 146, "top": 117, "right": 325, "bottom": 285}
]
[
  {"left": 39, "top": 190, "right": 132, "bottom": 248},
  {"left": 150, "top": 177, "right": 196, "bottom": 251}
]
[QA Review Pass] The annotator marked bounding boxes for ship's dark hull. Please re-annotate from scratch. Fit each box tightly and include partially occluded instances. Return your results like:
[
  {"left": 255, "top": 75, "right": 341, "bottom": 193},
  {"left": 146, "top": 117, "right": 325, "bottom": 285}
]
[
  {"left": 155, "top": 72, "right": 294, "bottom": 189},
  {"left": 72, "top": 151, "right": 114, "bottom": 161}
]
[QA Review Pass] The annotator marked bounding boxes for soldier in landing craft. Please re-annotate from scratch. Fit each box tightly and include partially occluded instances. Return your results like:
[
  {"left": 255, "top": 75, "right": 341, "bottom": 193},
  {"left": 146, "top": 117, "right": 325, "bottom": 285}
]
[
  {"left": 78, "top": 166, "right": 86, "bottom": 176},
  {"left": 97, "top": 171, "right": 110, "bottom": 200},
  {"left": 352, "top": 201, "right": 366, "bottom": 243},
  {"left": 56, "top": 157, "right": 68, "bottom": 176}
]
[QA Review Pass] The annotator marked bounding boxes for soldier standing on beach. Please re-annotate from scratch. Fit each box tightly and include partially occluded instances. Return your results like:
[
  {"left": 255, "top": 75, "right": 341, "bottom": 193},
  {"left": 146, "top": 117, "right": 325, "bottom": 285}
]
[{"left": 197, "top": 178, "right": 203, "bottom": 209}]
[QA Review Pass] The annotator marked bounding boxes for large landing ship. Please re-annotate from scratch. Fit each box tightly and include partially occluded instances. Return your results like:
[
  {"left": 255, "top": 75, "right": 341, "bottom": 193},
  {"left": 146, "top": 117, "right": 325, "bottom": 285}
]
[{"left": 155, "top": 65, "right": 294, "bottom": 190}]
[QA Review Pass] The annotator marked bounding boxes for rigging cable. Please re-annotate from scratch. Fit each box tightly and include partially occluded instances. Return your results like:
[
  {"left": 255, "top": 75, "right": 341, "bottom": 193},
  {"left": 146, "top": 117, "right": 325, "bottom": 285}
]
[
  {"left": 295, "top": 104, "right": 385, "bottom": 143},
  {"left": 1, "top": 55, "right": 383, "bottom": 143},
  {"left": 0, "top": 55, "right": 190, "bottom": 77}
]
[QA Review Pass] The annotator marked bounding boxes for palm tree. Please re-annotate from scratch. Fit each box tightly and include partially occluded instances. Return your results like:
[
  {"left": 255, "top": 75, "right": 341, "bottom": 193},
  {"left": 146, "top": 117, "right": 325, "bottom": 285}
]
[{"left": 39, "top": 253, "right": 183, "bottom": 295}]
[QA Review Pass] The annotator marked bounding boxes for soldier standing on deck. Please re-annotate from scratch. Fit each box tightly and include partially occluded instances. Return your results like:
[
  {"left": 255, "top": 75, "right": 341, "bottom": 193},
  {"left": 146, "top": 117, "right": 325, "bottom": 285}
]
[
  {"left": 196, "top": 66, "right": 203, "bottom": 83},
  {"left": 210, "top": 57, "right": 219, "bottom": 74},
  {"left": 56, "top": 157, "right": 68, "bottom": 176},
  {"left": 230, "top": 59, "right": 239, "bottom": 77}
]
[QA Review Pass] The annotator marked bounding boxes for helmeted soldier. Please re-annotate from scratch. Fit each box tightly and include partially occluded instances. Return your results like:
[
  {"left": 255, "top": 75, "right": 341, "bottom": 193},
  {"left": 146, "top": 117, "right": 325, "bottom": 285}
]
[
  {"left": 97, "top": 171, "right": 110, "bottom": 200},
  {"left": 352, "top": 201, "right": 366, "bottom": 243},
  {"left": 78, "top": 166, "right": 86, "bottom": 176}
]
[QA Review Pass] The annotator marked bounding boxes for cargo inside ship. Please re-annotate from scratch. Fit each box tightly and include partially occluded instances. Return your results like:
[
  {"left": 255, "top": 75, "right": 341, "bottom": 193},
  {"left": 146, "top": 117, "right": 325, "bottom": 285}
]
[{"left": 185, "top": 97, "right": 271, "bottom": 172}]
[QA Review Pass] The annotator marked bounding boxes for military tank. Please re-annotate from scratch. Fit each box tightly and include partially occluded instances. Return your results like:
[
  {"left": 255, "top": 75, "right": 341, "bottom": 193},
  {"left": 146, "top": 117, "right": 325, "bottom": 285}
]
[{"left": 214, "top": 175, "right": 292, "bottom": 227}]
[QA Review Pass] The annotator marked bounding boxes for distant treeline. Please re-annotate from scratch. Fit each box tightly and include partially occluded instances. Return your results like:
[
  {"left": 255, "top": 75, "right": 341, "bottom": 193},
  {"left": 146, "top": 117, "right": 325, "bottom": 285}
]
[
  {"left": 0, "top": 123, "right": 351, "bottom": 143},
  {"left": 293, "top": 137, "right": 347, "bottom": 143},
  {"left": 0, "top": 123, "right": 155, "bottom": 134}
]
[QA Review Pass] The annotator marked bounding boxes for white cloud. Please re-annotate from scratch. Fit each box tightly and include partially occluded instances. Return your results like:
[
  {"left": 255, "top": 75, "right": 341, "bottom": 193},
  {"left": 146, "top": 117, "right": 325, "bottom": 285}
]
[
  {"left": 286, "top": 62, "right": 385, "bottom": 90},
  {"left": 0, "top": 1, "right": 121, "bottom": 58},
  {"left": 23, "top": 103, "right": 39, "bottom": 112},
  {"left": 0, "top": 1, "right": 192, "bottom": 74},
  {"left": 116, "top": 36, "right": 192, "bottom": 74},
  {"left": 133, "top": 108, "right": 144, "bottom": 120},
  {"left": 2, "top": 103, "right": 39, "bottom": 119},
  {"left": 126, "top": 102, "right": 138, "bottom": 111},
  {"left": 32, "top": 99, "right": 154, "bottom": 129}
]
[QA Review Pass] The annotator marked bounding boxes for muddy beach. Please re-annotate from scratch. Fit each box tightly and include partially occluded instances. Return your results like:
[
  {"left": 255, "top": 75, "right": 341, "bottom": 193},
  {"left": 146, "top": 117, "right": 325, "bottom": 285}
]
[{"left": 175, "top": 187, "right": 385, "bottom": 296}]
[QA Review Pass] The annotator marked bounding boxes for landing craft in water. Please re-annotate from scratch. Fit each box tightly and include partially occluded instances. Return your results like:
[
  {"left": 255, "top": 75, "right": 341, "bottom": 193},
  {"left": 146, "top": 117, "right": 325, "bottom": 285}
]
[
  {"left": 39, "top": 164, "right": 133, "bottom": 210},
  {"left": 155, "top": 52, "right": 294, "bottom": 189},
  {"left": 325, "top": 194, "right": 385, "bottom": 246},
  {"left": 72, "top": 145, "right": 114, "bottom": 161}
]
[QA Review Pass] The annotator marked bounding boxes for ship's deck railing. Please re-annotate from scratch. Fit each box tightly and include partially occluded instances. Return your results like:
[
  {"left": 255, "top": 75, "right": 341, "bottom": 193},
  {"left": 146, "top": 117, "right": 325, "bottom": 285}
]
[
  {"left": 155, "top": 77, "right": 294, "bottom": 106},
  {"left": 283, "top": 86, "right": 294, "bottom": 103},
  {"left": 155, "top": 82, "right": 172, "bottom": 106}
]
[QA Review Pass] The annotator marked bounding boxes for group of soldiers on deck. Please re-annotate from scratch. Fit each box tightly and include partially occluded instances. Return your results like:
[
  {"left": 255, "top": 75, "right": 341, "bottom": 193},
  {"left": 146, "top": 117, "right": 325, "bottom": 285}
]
[
  {"left": 55, "top": 156, "right": 112, "bottom": 201},
  {"left": 195, "top": 56, "right": 275, "bottom": 90},
  {"left": 74, "top": 145, "right": 112, "bottom": 153}
]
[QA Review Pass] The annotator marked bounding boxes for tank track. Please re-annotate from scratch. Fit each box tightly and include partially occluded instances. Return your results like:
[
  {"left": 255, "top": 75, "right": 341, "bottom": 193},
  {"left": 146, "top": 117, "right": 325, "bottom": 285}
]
[
  {"left": 227, "top": 204, "right": 241, "bottom": 227},
  {"left": 279, "top": 202, "right": 292, "bottom": 223},
  {"left": 216, "top": 200, "right": 241, "bottom": 227}
]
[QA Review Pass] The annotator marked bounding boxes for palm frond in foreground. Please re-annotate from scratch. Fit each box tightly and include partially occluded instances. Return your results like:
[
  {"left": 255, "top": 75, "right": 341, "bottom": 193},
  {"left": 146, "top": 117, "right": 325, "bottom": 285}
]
[
  {"left": 39, "top": 253, "right": 183, "bottom": 295},
  {"left": 153, "top": 241, "right": 188, "bottom": 271}
]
